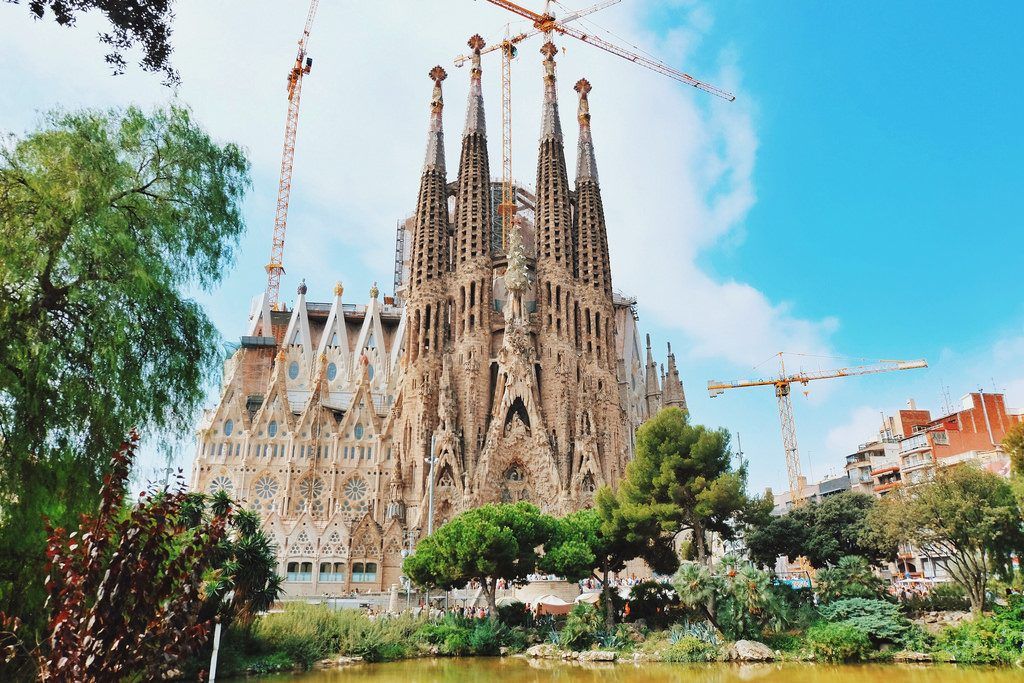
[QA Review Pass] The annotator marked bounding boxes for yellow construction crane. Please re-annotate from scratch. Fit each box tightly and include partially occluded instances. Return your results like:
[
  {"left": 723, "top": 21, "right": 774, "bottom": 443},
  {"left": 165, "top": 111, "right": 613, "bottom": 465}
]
[
  {"left": 457, "top": 0, "right": 734, "bottom": 249},
  {"left": 708, "top": 354, "right": 928, "bottom": 504},
  {"left": 266, "top": 0, "right": 320, "bottom": 311}
]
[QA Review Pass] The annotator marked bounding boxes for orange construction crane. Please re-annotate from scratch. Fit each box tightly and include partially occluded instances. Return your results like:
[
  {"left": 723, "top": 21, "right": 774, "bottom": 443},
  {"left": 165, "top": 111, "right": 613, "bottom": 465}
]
[
  {"left": 459, "top": 0, "right": 733, "bottom": 249},
  {"left": 266, "top": 0, "right": 320, "bottom": 310},
  {"left": 708, "top": 354, "right": 928, "bottom": 505}
]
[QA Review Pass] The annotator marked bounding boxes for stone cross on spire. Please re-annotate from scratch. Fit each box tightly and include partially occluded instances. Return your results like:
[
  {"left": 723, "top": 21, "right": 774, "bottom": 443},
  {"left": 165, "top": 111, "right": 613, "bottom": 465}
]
[{"left": 423, "top": 66, "right": 447, "bottom": 172}]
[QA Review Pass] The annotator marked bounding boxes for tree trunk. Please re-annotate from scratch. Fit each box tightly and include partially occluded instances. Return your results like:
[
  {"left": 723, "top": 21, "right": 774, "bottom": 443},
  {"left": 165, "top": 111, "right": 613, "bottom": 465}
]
[
  {"left": 694, "top": 520, "right": 708, "bottom": 566},
  {"left": 601, "top": 563, "right": 615, "bottom": 630},
  {"left": 485, "top": 578, "right": 498, "bottom": 623}
]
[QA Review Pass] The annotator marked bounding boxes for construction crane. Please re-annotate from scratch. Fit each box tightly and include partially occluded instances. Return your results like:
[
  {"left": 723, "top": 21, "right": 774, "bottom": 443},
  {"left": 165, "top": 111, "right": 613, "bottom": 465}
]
[
  {"left": 708, "top": 354, "right": 928, "bottom": 505},
  {"left": 457, "top": 0, "right": 734, "bottom": 249},
  {"left": 266, "top": 0, "right": 320, "bottom": 311}
]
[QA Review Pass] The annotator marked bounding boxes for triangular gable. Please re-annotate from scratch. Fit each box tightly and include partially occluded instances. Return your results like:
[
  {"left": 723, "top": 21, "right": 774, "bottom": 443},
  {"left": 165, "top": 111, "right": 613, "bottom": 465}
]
[
  {"left": 353, "top": 294, "right": 387, "bottom": 384},
  {"left": 316, "top": 284, "right": 352, "bottom": 373},
  {"left": 388, "top": 307, "right": 407, "bottom": 375},
  {"left": 349, "top": 513, "right": 383, "bottom": 558},
  {"left": 246, "top": 291, "right": 273, "bottom": 337},
  {"left": 282, "top": 289, "right": 312, "bottom": 359},
  {"left": 252, "top": 351, "right": 295, "bottom": 435},
  {"left": 339, "top": 379, "right": 382, "bottom": 437}
]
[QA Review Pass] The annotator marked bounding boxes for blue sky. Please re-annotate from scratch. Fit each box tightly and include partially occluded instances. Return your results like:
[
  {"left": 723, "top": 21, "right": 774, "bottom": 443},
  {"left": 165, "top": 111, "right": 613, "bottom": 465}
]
[{"left": 2, "top": 1, "right": 1022, "bottom": 493}]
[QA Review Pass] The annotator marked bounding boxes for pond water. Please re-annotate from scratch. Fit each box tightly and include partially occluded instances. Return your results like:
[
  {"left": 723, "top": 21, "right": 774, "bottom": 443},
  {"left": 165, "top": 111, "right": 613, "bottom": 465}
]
[{"left": 254, "top": 659, "right": 1020, "bottom": 683}]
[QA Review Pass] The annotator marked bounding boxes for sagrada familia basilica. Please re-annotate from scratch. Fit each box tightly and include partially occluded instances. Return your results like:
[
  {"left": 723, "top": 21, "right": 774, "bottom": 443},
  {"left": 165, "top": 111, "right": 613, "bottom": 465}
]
[{"left": 190, "top": 38, "right": 687, "bottom": 595}]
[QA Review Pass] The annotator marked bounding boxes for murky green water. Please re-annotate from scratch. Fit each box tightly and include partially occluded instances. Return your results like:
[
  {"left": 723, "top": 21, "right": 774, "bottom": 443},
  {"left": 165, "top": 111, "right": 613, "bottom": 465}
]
[{"left": 256, "top": 659, "right": 1020, "bottom": 683}]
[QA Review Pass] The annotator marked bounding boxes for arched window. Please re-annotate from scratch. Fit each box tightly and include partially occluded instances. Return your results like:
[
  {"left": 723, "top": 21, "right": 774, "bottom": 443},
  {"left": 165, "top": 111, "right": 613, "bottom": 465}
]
[
  {"left": 268, "top": 420, "right": 278, "bottom": 438},
  {"left": 288, "top": 361, "right": 300, "bottom": 380},
  {"left": 327, "top": 362, "right": 338, "bottom": 381},
  {"left": 223, "top": 419, "right": 234, "bottom": 436}
]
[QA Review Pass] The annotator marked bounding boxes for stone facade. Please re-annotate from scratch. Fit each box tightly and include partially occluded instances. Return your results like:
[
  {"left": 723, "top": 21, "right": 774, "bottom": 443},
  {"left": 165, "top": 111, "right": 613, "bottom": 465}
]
[{"left": 190, "top": 38, "right": 687, "bottom": 596}]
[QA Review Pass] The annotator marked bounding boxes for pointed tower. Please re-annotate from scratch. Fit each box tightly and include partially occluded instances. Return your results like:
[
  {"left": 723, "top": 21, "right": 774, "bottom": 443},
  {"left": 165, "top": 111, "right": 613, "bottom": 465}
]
[
  {"left": 403, "top": 67, "right": 452, "bottom": 503},
  {"left": 406, "top": 66, "right": 451, "bottom": 365},
  {"left": 453, "top": 35, "right": 492, "bottom": 270},
  {"left": 534, "top": 41, "right": 578, "bottom": 491},
  {"left": 450, "top": 36, "right": 495, "bottom": 479},
  {"left": 644, "top": 334, "right": 663, "bottom": 417},
  {"left": 662, "top": 342, "right": 688, "bottom": 412},
  {"left": 573, "top": 78, "right": 614, "bottom": 369}
]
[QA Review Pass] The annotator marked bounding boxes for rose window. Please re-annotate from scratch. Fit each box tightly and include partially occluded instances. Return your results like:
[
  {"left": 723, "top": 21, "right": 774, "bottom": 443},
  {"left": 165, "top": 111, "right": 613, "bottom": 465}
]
[
  {"left": 344, "top": 477, "right": 368, "bottom": 501},
  {"left": 254, "top": 476, "right": 279, "bottom": 500},
  {"left": 298, "top": 477, "right": 325, "bottom": 499},
  {"left": 208, "top": 476, "right": 234, "bottom": 495}
]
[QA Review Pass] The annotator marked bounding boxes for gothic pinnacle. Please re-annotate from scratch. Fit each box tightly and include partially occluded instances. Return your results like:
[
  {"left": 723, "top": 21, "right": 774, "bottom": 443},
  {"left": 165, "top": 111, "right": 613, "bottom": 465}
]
[
  {"left": 464, "top": 35, "right": 486, "bottom": 136},
  {"left": 423, "top": 66, "right": 447, "bottom": 173},
  {"left": 540, "top": 41, "right": 562, "bottom": 141},
  {"left": 575, "top": 78, "right": 598, "bottom": 183}
]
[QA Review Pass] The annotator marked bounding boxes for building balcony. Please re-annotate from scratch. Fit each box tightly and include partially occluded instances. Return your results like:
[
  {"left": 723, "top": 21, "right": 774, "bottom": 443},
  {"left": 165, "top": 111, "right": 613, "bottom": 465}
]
[
  {"left": 870, "top": 465, "right": 900, "bottom": 477},
  {"left": 874, "top": 481, "right": 901, "bottom": 494}
]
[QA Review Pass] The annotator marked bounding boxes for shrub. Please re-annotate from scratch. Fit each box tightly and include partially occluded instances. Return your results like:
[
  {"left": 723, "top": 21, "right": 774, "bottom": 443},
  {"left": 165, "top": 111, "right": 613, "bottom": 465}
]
[
  {"left": 253, "top": 603, "right": 421, "bottom": 668},
  {"left": 497, "top": 602, "right": 532, "bottom": 628},
  {"left": 806, "top": 622, "right": 872, "bottom": 662},
  {"left": 815, "top": 556, "right": 887, "bottom": 603},
  {"left": 901, "top": 582, "right": 971, "bottom": 613},
  {"left": 661, "top": 635, "right": 719, "bottom": 662},
  {"left": 559, "top": 604, "right": 602, "bottom": 651},
  {"left": 933, "top": 595, "right": 1024, "bottom": 664},
  {"left": 417, "top": 614, "right": 519, "bottom": 656},
  {"left": 625, "top": 580, "right": 681, "bottom": 628},
  {"left": 817, "top": 597, "right": 920, "bottom": 647}
]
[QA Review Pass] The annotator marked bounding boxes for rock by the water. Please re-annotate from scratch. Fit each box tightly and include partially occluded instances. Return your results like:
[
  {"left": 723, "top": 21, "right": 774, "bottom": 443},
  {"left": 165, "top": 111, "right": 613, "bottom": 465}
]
[
  {"left": 893, "top": 651, "right": 933, "bottom": 663},
  {"left": 578, "top": 650, "right": 617, "bottom": 662},
  {"left": 525, "top": 643, "right": 561, "bottom": 659},
  {"left": 725, "top": 640, "right": 775, "bottom": 662}
]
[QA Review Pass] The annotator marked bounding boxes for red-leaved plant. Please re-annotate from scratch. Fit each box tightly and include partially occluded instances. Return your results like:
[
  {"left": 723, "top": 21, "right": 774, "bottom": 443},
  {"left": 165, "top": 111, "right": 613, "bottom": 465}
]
[{"left": 2, "top": 431, "right": 230, "bottom": 680}]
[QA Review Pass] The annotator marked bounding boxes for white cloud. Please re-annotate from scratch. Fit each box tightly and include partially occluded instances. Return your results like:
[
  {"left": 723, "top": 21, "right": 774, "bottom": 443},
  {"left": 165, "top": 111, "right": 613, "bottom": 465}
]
[{"left": 825, "top": 405, "right": 883, "bottom": 457}]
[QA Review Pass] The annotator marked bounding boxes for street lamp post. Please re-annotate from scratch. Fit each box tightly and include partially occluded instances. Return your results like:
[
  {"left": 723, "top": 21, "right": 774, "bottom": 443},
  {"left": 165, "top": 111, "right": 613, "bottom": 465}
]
[
  {"left": 424, "top": 436, "right": 438, "bottom": 610},
  {"left": 208, "top": 590, "right": 235, "bottom": 682}
]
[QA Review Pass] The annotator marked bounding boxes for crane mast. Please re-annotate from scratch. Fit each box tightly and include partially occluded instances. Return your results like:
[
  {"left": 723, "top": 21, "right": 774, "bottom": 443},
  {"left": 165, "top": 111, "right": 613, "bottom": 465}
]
[
  {"left": 708, "top": 354, "right": 928, "bottom": 505},
  {"left": 266, "top": 0, "right": 320, "bottom": 310}
]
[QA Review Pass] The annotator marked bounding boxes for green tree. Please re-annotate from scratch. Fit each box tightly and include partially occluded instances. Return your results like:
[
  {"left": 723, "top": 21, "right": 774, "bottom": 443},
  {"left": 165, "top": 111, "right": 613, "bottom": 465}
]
[
  {"left": 871, "top": 466, "right": 1024, "bottom": 616},
  {"left": 0, "top": 105, "right": 249, "bottom": 630},
  {"left": 1004, "top": 421, "right": 1024, "bottom": 511},
  {"left": 620, "top": 407, "right": 748, "bottom": 564},
  {"left": 745, "top": 491, "right": 894, "bottom": 568},
  {"left": 8, "top": 0, "right": 179, "bottom": 83},
  {"left": 403, "top": 502, "right": 553, "bottom": 622},
  {"left": 672, "top": 556, "right": 788, "bottom": 640},
  {"left": 190, "top": 492, "right": 283, "bottom": 629},
  {"left": 540, "top": 491, "right": 678, "bottom": 629},
  {"left": 814, "top": 555, "right": 887, "bottom": 603}
]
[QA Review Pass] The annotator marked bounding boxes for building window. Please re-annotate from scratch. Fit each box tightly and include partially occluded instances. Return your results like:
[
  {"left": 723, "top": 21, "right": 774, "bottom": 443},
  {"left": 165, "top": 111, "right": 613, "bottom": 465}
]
[
  {"left": 208, "top": 475, "right": 234, "bottom": 495},
  {"left": 287, "top": 561, "right": 313, "bottom": 582},
  {"left": 352, "top": 562, "right": 377, "bottom": 582},
  {"left": 354, "top": 423, "right": 365, "bottom": 440},
  {"left": 327, "top": 362, "right": 338, "bottom": 381},
  {"left": 367, "top": 364, "right": 375, "bottom": 381},
  {"left": 254, "top": 475, "right": 279, "bottom": 500},
  {"left": 268, "top": 420, "right": 279, "bottom": 438},
  {"left": 319, "top": 562, "right": 346, "bottom": 582},
  {"left": 288, "top": 361, "right": 300, "bottom": 380},
  {"left": 932, "top": 431, "right": 949, "bottom": 445},
  {"left": 223, "top": 419, "right": 234, "bottom": 436}
]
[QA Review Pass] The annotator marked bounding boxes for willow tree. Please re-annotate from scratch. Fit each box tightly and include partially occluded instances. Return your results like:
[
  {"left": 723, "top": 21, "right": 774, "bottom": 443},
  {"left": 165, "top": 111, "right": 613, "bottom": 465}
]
[{"left": 0, "top": 105, "right": 249, "bottom": 629}]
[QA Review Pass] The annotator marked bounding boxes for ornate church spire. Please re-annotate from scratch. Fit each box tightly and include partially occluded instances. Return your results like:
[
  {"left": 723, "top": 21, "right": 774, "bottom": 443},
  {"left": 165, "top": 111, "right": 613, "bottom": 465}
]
[
  {"left": 535, "top": 41, "right": 573, "bottom": 273},
  {"left": 662, "top": 342, "right": 688, "bottom": 412},
  {"left": 644, "top": 333, "right": 663, "bottom": 416},
  {"left": 453, "top": 34, "right": 493, "bottom": 267},
  {"left": 407, "top": 67, "right": 452, "bottom": 362},
  {"left": 574, "top": 78, "right": 610, "bottom": 297}
]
